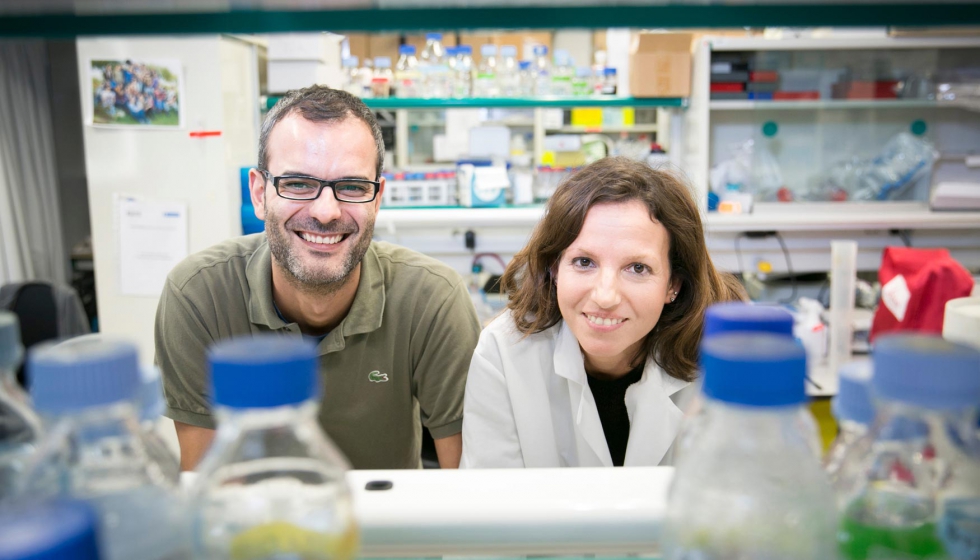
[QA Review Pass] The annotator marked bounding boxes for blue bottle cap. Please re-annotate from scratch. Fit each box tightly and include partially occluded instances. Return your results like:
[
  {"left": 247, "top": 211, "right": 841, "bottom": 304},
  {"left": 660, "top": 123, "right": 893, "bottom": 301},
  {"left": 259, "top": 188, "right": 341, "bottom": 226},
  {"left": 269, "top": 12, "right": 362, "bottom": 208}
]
[
  {"left": 872, "top": 334, "right": 980, "bottom": 410},
  {"left": 0, "top": 501, "right": 99, "bottom": 560},
  {"left": 458, "top": 45, "right": 473, "bottom": 55},
  {"left": 374, "top": 56, "right": 391, "bottom": 69},
  {"left": 704, "top": 302, "right": 794, "bottom": 338},
  {"left": 833, "top": 359, "right": 874, "bottom": 425},
  {"left": 426, "top": 32, "right": 442, "bottom": 41},
  {"left": 500, "top": 45, "right": 518, "bottom": 58},
  {"left": 399, "top": 45, "right": 416, "bottom": 56},
  {"left": 533, "top": 45, "right": 548, "bottom": 56},
  {"left": 0, "top": 311, "right": 23, "bottom": 370},
  {"left": 29, "top": 339, "right": 141, "bottom": 414},
  {"left": 701, "top": 333, "right": 807, "bottom": 407},
  {"left": 604, "top": 67, "right": 617, "bottom": 76},
  {"left": 481, "top": 44, "right": 497, "bottom": 56},
  {"left": 209, "top": 336, "right": 318, "bottom": 409},
  {"left": 519, "top": 60, "right": 531, "bottom": 70},
  {"left": 446, "top": 46, "right": 458, "bottom": 57}
]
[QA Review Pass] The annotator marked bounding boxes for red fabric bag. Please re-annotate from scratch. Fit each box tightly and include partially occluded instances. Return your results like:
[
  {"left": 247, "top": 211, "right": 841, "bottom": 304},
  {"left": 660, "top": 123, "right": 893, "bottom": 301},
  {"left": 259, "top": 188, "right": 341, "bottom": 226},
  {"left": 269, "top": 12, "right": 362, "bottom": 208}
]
[{"left": 870, "top": 247, "right": 975, "bottom": 342}]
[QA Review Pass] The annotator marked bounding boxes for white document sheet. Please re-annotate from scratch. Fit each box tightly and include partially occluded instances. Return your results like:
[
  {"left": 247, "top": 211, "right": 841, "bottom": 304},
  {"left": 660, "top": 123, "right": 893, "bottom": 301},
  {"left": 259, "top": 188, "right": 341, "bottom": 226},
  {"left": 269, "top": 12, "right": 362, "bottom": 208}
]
[{"left": 116, "top": 195, "right": 188, "bottom": 297}]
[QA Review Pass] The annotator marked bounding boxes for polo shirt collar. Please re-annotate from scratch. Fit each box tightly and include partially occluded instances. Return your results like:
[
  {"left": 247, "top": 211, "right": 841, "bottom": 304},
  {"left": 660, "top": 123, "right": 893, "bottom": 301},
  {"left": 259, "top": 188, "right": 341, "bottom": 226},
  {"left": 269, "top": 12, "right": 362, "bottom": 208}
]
[{"left": 245, "top": 236, "right": 386, "bottom": 340}]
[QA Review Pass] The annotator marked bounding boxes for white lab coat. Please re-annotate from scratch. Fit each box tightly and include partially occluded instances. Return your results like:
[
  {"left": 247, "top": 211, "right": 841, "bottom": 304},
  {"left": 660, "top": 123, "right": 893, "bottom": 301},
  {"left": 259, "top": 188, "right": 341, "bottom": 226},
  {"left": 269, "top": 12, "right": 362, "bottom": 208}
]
[{"left": 461, "top": 313, "right": 699, "bottom": 468}]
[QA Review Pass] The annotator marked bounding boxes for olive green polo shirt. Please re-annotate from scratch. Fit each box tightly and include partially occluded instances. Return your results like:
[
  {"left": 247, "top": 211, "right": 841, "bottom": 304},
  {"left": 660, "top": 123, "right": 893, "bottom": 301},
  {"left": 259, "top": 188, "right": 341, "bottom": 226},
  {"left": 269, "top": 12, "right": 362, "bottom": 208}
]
[{"left": 155, "top": 233, "right": 480, "bottom": 469}]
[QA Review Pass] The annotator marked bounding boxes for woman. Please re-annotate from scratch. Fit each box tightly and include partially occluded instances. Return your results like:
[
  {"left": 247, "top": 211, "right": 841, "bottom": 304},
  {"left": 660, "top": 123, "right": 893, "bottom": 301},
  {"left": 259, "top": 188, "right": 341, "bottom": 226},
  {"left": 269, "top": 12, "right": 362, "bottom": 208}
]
[{"left": 461, "top": 157, "right": 744, "bottom": 468}]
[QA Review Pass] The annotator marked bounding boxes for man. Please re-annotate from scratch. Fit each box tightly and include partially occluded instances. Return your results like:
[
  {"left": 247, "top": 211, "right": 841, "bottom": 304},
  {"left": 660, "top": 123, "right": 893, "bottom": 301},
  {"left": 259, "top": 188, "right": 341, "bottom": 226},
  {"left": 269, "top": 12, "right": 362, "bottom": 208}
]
[{"left": 156, "top": 86, "right": 480, "bottom": 470}]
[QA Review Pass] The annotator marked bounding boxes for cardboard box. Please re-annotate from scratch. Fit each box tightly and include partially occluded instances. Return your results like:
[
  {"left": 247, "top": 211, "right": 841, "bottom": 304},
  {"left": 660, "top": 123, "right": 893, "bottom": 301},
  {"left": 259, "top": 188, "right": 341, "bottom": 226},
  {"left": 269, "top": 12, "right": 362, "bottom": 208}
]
[
  {"left": 404, "top": 33, "right": 458, "bottom": 59},
  {"left": 368, "top": 33, "right": 401, "bottom": 65},
  {"left": 459, "top": 32, "right": 552, "bottom": 65},
  {"left": 345, "top": 33, "right": 370, "bottom": 64},
  {"left": 629, "top": 33, "right": 694, "bottom": 98}
]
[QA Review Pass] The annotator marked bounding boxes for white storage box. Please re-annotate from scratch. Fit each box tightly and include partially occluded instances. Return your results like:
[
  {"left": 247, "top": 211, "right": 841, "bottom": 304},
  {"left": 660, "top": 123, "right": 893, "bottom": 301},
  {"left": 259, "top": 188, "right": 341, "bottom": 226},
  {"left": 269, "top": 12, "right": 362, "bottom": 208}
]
[
  {"left": 266, "top": 33, "right": 342, "bottom": 62},
  {"left": 267, "top": 60, "right": 342, "bottom": 93}
]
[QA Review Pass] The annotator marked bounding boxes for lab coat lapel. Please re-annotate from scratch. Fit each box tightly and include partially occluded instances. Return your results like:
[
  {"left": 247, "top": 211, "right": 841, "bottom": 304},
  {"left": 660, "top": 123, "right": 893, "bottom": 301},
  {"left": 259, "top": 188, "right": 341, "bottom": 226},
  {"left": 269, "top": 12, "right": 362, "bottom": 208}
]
[
  {"left": 623, "top": 356, "right": 689, "bottom": 466},
  {"left": 553, "top": 322, "right": 613, "bottom": 467}
]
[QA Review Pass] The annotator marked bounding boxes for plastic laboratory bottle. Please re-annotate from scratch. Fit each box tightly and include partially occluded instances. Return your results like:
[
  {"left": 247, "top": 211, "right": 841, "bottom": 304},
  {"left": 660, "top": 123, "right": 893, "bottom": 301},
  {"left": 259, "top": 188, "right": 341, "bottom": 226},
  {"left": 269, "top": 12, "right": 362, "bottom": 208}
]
[
  {"left": 532, "top": 44, "right": 551, "bottom": 96},
  {"left": 497, "top": 45, "right": 520, "bottom": 97},
  {"left": 445, "top": 45, "right": 459, "bottom": 95},
  {"left": 836, "top": 335, "right": 980, "bottom": 560},
  {"left": 0, "top": 312, "right": 41, "bottom": 497},
  {"left": 518, "top": 60, "right": 534, "bottom": 97},
  {"left": 475, "top": 44, "right": 499, "bottom": 97},
  {"left": 17, "top": 339, "right": 187, "bottom": 560},
  {"left": 550, "top": 49, "right": 574, "bottom": 96},
  {"left": 663, "top": 332, "right": 839, "bottom": 560},
  {"left": 825, "top": 359, "right": 875, "bottom": 510},
  {"left": 0, "top": 311, "right": 41, "bottom": 499},
  {"left": 572, "top": 66, "right": 592, "bottom": 96},
  {"left": 372, "top": 56, "right": 393, "bottom": 99},
  {"left": 674, "top": 302, "right": 822, "bottom": 462},
  {"left": 419, "top": 32, "right": 450, "bottom": 98},
  {"left": 453, "top": 45, "right": 474, "bottom": 98},
  {"left": 189, "top": 336, "right": 358, "bottom": 560},
  {"left": 601, "top": 67, "right": 618, "bottom": 95},
  {"left": 359, "top": 57, "right": 374, "bottom": 98},
  {"left": 394, "top": 45, "right": 421, "bottom": 98},
  {"left": 341, "top": 56, "right": 360, "bottom": 97},
  {"left": 0, "top": 500, "right": 101, "bottom": 559}
]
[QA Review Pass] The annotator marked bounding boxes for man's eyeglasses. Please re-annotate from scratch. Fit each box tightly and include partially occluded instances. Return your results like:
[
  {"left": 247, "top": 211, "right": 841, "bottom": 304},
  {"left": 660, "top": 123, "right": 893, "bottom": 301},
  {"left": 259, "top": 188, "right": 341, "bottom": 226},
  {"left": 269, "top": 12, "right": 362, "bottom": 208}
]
[{"left": 260, "top": 170, "right": 381, "bottom": 203}]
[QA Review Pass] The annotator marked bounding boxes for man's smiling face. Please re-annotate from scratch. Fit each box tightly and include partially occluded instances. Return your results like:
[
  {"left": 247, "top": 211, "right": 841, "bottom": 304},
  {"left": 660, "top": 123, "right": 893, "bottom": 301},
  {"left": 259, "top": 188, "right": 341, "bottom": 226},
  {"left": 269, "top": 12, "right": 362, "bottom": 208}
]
[{"left": 250, "top": 113, "right": 383, "bottom": 289}]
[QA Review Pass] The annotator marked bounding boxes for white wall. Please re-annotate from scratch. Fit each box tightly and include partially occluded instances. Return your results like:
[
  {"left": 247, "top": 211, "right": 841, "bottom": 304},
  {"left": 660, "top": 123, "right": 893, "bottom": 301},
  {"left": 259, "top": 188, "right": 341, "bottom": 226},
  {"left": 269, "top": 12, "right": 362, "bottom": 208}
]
[{"left": 77, "top": 35, "right": 259, "bottom": 364}]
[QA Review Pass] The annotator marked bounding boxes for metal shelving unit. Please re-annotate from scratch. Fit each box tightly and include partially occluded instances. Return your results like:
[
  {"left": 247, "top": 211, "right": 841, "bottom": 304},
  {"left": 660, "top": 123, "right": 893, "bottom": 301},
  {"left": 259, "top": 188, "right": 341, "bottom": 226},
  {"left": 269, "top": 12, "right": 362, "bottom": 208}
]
[
  {"left": 264, "top": 96, "right": 685, "bottom": 111},
  {"left": 264, "top": 97, "right": 677, "bottom": 168},
  {"left": 709, "top": 99, "right": 966, "bottom": 111},
  {"left": 2, "top": 3, "right": 980, "bottom": 36}
]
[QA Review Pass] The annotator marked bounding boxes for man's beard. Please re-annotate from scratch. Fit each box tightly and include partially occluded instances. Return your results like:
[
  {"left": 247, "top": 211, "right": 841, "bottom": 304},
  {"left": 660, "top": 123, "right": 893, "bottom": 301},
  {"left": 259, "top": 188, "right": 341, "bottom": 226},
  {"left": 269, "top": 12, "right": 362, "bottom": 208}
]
[{"left": 266, "top": 212, "right": 374, "bottom": 295}]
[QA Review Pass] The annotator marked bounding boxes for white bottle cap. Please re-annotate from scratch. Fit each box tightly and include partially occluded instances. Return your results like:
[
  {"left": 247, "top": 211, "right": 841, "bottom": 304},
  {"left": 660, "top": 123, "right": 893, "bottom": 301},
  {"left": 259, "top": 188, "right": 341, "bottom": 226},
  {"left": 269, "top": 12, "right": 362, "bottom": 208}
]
[{"left": 943, "top": 296, "right": 980, "bottom": 349}]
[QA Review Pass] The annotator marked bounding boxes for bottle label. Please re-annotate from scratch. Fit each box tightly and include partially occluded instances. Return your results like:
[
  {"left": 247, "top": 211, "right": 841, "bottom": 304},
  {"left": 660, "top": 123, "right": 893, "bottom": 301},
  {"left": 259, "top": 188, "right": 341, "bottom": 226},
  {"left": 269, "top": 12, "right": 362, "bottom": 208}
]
[
  {"left": 229, "top": 522, "right": 358, "bottom": 560},
  {"left": 940, "top": 498, "right": 980, "bottom": 560}
]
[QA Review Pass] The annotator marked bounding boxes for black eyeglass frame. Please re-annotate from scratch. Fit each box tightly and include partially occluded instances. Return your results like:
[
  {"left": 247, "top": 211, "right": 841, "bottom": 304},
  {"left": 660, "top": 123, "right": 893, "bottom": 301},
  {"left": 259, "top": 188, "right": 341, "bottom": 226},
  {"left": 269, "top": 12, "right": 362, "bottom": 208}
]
[{"left": 259, "top": 169, "right": 381, "bottom": 203}]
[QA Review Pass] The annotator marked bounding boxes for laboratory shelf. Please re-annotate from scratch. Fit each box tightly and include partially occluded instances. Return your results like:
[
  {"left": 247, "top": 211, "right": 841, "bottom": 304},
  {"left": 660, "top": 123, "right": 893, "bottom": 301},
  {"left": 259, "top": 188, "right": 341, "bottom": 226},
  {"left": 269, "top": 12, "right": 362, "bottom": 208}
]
[
  {"left": 708, "top": 36, "right": 980, "bottom": 52},
  {"left": 705, "top": 203, "right": 980, "bottom": 233},
  {"left": 377, "top": 206, "right": 546, "bottom": 229},
  {"left": 375, "top": 203, "right": 980, "bottom": 232},
  {"left": 547, "top": 124, "right": 660, "bottom": 133},
  {"left": 709, "top": 99, "right": 962, "bottom": 111},
  {"left": 265, "top": 96, "right": 685, "bottom": 111},
  {"left": 2, "top": 3, "right": 980, "bottom": 37}
]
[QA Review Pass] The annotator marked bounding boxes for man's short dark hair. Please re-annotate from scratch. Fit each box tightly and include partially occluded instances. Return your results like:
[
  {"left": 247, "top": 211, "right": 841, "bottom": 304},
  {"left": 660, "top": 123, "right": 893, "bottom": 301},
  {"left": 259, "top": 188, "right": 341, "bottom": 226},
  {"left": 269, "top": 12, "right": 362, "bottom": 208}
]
[{"left": 259, "top": 86, "right": 385, "bottom": 179}]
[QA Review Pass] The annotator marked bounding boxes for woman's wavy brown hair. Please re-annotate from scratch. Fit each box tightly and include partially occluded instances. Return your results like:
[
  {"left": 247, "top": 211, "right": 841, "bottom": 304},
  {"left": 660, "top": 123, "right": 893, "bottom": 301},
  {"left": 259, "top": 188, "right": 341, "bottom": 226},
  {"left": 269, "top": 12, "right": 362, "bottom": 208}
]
[{"left": 502, "top": 157, "right": 746, "bottom": 382}]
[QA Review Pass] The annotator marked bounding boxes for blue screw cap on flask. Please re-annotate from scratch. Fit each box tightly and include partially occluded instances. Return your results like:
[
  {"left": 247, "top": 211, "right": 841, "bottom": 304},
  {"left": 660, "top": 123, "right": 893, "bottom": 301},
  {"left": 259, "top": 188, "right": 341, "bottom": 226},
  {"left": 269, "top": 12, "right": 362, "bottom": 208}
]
[
  {"left": 0, "top": 311, "right": 23, "bottom": 370},
  {"left": 701, "top": 332, "right": 807, "bottom": 407},
  {"left": 0, "top": 500, "right": 100, "bottom": 560},
  {"left": 704, "top": 302, "right": 794, "bottom": 338},
  {"left": 29, "top": 339, "right": 141, "bottom": 414},
  {"left": 833, "top": 359, "right": 875, "bottom": 425},
  {"left": 209, "top": 336, "right": 318, "bottom": 409},
  {"left": 872, "top": 334, "right": 980, "bottom": 410},
  {"left": 399, "top": 45, "right": 416, "bottom": 56}
]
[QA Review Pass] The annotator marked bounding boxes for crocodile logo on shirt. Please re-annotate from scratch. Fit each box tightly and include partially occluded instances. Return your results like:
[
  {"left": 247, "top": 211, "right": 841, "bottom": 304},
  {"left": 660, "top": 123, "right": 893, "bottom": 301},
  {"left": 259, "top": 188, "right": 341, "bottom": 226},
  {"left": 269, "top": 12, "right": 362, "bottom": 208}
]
[{"left": 368, "top": 370, "right": 388, "bottom": 383}]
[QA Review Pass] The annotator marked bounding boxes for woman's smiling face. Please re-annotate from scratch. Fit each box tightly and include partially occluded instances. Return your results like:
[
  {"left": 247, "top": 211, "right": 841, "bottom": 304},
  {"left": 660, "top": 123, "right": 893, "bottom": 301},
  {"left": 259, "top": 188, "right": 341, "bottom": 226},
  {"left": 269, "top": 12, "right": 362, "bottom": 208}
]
[{"left": 555, "top": 200, "right": 678, "bottom": 377}]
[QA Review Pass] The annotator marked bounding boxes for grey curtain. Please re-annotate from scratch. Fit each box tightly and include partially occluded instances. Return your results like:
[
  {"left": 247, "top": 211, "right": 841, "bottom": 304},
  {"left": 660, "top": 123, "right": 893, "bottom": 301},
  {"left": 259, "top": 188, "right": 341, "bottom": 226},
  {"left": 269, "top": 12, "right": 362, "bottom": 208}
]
[{"left": 0, "top": 40, "right": 66, "bottom": 285}]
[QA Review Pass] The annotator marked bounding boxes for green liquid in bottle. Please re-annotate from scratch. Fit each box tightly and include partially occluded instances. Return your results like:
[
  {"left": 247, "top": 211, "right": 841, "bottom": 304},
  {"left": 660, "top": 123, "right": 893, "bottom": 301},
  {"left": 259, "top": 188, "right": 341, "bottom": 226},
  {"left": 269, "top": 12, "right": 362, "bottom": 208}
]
[{"left": 840, "top": 514, "right": 947, "bottom": 560}]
